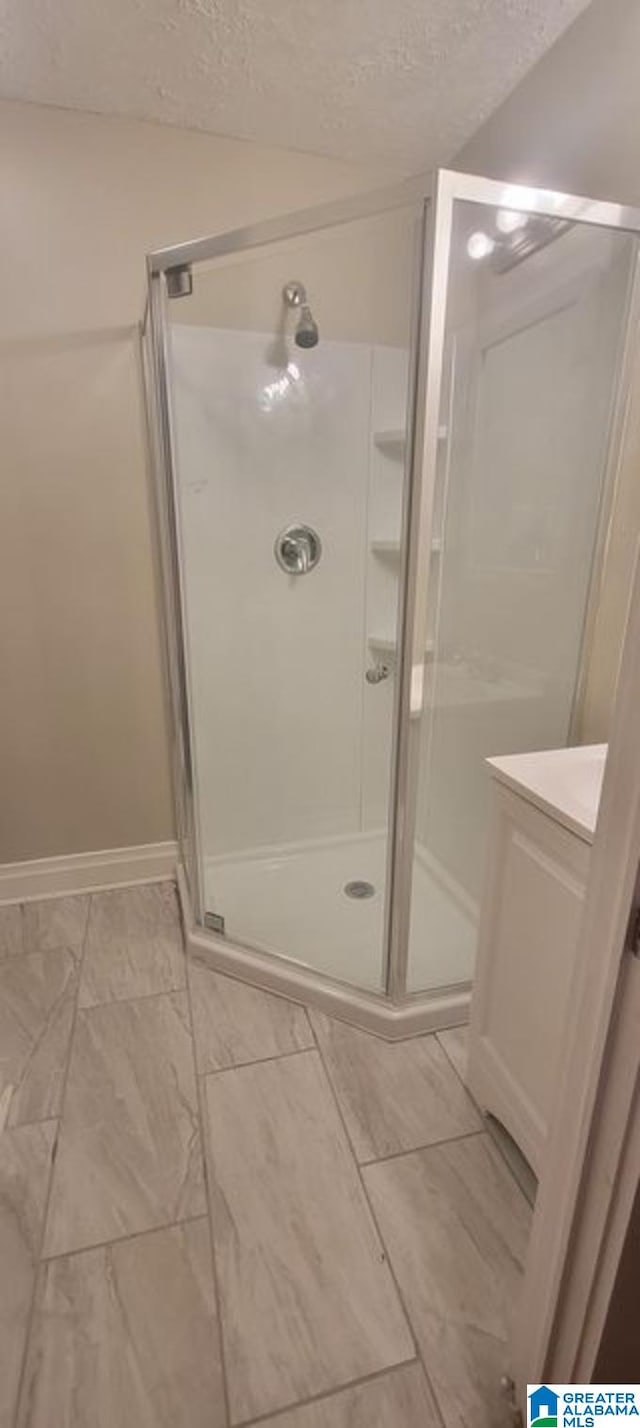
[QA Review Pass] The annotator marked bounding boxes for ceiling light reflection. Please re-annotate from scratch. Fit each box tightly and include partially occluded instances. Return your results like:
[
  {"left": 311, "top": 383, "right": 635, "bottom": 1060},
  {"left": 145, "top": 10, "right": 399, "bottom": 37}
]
[
  {"left": 496, "top": 208, "right": 528, "bottom": 234},
  {"left": 467, "top": 230, "right": 495, "bottom": 261}
]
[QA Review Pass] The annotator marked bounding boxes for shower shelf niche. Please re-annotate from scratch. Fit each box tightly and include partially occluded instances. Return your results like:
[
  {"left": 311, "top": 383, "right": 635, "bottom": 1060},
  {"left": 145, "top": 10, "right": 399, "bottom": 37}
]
[
  {"left": 371, "top": 537, "right": 442, "bottom": 558},
  {"left": 374, "top": 425, "right": 448, "bottom": 455},
  {"left": 368, "top": 633, "right": 435, "bottom": 658}
]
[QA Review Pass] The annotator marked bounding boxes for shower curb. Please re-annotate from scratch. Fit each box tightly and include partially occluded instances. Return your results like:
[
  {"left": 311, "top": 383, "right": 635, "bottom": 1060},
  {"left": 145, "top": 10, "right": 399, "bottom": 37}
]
[{"left": 177, "top": 862, "right": 470, "bottom": 1043}]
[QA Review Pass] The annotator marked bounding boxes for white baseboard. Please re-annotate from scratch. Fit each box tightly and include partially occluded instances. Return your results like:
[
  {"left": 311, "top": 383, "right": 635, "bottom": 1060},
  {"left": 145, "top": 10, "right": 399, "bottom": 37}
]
[{"left": 0, "top": 841, "right": 178, "bottom": 904}]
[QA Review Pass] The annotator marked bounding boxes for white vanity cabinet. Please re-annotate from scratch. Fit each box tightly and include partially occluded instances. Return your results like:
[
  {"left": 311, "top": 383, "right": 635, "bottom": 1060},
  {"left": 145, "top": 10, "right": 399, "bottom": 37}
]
[{"left": 467, "top": 745, "right": 606, "bottom": 1178}]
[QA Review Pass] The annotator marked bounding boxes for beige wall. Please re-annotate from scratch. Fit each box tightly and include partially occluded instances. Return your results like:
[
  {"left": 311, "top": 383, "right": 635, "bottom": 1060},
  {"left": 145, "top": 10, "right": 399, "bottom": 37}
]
[
  {"left": 0, "top": 99, "right": 392, "bottom": 862},
  {"left": 455, "top": 0, "right": 640, "bottom": 205},
  {"left": 455, "top": 0, "right": 640, "bottom": 741},
  {"left": 177, "top": 203, "right": 418, "bottom": 348}
]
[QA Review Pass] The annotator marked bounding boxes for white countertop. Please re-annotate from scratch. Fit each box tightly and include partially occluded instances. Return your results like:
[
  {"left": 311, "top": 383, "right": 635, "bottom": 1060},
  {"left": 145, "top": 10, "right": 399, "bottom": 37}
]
[{"left": 487, "top": 743, "right": 607, "bottom": 844}]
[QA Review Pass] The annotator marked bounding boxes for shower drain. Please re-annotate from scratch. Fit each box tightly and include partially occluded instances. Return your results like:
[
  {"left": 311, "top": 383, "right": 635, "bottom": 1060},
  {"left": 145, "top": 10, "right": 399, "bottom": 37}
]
[{"left": 344, "top": 880, "right": 376, "bottom": 900}]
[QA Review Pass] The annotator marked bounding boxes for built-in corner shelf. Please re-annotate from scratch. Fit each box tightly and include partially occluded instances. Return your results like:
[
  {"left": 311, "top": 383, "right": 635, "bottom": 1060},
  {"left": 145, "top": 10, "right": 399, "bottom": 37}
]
[
  {"left": 373, "top": 429, "right": 405, "bottom": 456},
  {"left": 373, "top": 425, "right": 448, "bottom": 457},
  {"left": 370, "top": 539, "right": 401, "bottom": 558},
  {"left": 368, "top": 633, "right": 435, "bottom": 658},
  {"left": 370, "top": 536, "right": 442, "bottom": 559}
]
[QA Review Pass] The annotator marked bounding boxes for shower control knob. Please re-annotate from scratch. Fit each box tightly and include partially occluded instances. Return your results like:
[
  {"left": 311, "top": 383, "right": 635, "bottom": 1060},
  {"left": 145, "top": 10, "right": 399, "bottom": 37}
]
[
  {"left": 274, "top": 524, "right": 322, "bottom": 575},
  {"left": 366, "top": 663, "right": 390, "bottom": 684}
]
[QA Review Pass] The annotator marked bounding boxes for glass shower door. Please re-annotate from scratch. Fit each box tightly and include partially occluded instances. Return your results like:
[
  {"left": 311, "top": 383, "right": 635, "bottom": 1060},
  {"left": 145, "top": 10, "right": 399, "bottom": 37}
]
[
  {"left": 403, "top": 178, "right": 637, "bottom": 994},
  {"left": 161, "top": 196, "right": 425, "bottom": 991}
]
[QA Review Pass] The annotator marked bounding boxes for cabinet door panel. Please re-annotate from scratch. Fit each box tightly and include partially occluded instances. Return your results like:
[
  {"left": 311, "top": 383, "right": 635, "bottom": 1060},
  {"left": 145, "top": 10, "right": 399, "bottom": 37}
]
[{"left": 468, "top": 787, "right": 589, "bottom": 1173}]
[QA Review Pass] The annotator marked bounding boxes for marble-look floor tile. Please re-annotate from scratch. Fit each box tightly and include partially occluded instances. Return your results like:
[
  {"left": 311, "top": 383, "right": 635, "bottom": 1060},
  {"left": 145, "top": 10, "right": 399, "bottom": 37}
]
[
  {"left": 18, "top": 1219, "right": 225, "bottom": 1428},
  {"left": 79, "top": 883, "right": 184, "bottom": 1007},
  {"left": 23, "top": 894, "right": 90, "bottom": 957},
  {"left": 255, "top": 1362, "right": 440, "bottom": 1428},
  {"left": 0, "top": 951, "right": 77, "bottom": 1128},
  {"left": 310, "top": 1013, "right": 481, "bottom": 1162},
  {"left": 0, "top": 1120, "right": 57, "bottom": 1428},
  {"left": 44, "top": 992, "right": 205, "bottom": 1256},
  {"left": 436, "top": 1025, "right": 469, "bottom": 1084},
  {"left": 203, "top": 1049, "right": 413, "bottom": 1424},
  {"left": 363, "top": 1134, "right": 532, "bottom": 1428},
  {"left": 0, "top": 904, "right": 24, "bottom": 958},
  {"left": 189, "top": 959, "right": 313, "bottom": 1072}
]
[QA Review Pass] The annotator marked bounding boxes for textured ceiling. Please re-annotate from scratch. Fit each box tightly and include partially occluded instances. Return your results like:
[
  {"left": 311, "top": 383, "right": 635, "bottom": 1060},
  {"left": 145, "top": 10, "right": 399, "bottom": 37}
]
[{"left": 0, "top": 0, "right": 592, "bottom": 169}]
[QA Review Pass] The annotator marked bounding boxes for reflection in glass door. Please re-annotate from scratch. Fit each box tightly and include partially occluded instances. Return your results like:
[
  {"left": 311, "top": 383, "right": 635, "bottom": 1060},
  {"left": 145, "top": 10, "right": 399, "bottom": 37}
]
[
  {"left": 165, "top": 200, "right": 424, "bottom": 990},
  {"left": 405, "top": 187, "right": 636, "bottom": 992}
]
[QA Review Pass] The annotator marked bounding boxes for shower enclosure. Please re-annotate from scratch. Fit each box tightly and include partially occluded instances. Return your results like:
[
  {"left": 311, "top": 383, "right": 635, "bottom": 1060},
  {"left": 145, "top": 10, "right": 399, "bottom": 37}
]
[{"left": 143, "top": 170, "right": 640, "bottom": 1036}]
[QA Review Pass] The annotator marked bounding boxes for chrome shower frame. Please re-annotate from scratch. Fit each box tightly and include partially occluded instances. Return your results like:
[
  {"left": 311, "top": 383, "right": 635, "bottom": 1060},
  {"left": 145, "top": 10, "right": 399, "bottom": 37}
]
[{"left": 145, "top": 170, "right": 640, "bottom": 1038}]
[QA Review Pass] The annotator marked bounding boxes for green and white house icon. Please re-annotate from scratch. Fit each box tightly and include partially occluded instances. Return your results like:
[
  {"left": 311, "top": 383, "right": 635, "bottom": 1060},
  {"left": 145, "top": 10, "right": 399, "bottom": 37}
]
[{"left": 529, "top": 1386, "right": 559, "bottom": 1427}]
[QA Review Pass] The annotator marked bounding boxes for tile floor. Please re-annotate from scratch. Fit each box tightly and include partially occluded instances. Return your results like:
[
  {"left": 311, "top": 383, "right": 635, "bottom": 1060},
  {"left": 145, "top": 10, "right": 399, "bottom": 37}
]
[{"left": 0, "top": 885, "right": 531, "bottom": 1428}]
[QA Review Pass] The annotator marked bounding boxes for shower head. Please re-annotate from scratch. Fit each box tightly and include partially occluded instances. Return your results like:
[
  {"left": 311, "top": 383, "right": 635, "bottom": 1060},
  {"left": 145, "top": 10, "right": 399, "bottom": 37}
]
[
  {"left": 282, "top": 280, "right": 319, "bottom": 349},
  {"left": 295, "top": 304, "right": 319, "bottom": 349}
]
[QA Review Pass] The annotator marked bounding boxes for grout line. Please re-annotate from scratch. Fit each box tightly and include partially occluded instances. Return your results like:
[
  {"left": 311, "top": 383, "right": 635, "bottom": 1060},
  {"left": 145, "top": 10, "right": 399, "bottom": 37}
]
[
  {"left": 358, "top": 1125, "right": 486, "bottom": 1169},
  {"left": 185, "top": 954, "right": 233, "bottom": 1428},
  {"left": 77, "top": 976, "right": 188, "bottom": 1014},
  {"left": 435, "top": 1031, "right": 536, "bottom": 1208},
  {"left": 39, "top": 1212, "right": 209, "bottom": 1264},
  {"left": 10, "top": 890, "right": 94, "bottom": 1428},
  {"left": 197, "top": 1040, "right": 316, "bottom": 1079},
  {"left": 233, "top": 1356, "right": 422, "bottom": 1428},
  {"left": 308, "top": 1017, "right": 448, "bottom": 1428},
  {"left": 435, "top": 1029, "right": 486, "bottom": 1124},
  {"left": 434, "top": 1027, "right": 468, "bottom": 1082}
]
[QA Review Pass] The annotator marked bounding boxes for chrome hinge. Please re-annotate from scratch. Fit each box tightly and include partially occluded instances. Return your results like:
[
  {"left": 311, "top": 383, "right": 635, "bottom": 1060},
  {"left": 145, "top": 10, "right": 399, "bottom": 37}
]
[
  {"left": 204, "top": 911, "right": 225, "bottom": 936},
  {"left": 166, "top": 263, "right": 193, "bottom": 299}
]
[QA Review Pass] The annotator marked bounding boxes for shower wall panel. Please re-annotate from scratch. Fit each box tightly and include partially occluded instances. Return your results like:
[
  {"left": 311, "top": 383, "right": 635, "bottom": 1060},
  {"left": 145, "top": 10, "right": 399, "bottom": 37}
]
[{"left": 170, "top": 324, "right": 372, "bottom": 859}]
